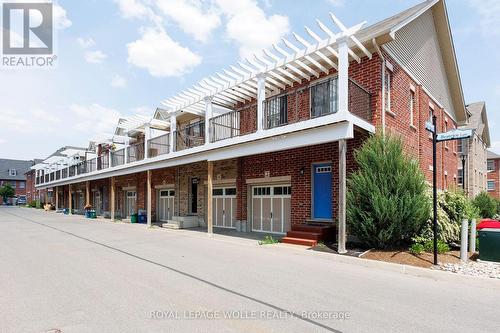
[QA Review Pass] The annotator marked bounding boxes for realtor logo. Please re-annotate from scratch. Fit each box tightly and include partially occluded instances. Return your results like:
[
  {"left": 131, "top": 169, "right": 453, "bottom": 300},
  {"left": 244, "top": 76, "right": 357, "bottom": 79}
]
[
  {"left": 2, "top": 2, "right": 53, "bottom": 54},
  {"left": 2, "top": 2, "right": 56, "bottom": 68}
]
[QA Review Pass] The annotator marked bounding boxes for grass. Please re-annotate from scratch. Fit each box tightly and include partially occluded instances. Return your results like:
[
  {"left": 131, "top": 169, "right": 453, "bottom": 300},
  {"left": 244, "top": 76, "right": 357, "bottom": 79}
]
[{"left": 258, "top": 235, "right": 280, "bottom": 245}]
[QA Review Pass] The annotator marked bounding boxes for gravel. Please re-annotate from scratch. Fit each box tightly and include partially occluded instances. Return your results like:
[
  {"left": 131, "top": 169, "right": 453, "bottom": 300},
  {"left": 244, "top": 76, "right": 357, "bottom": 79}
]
[{"left": 434, "top": 261, "right": 500, "bottom": 279}]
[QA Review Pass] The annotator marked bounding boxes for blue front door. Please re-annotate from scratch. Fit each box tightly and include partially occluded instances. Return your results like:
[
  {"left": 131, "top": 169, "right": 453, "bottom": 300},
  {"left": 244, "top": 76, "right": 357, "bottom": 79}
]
[{"left": 313, "top": 163, "right": 333, "bottom": 220}]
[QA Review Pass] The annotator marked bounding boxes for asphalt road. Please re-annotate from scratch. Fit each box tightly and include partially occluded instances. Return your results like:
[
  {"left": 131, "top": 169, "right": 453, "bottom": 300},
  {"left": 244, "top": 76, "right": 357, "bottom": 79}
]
[{"left": 1, "top": 207, "right": 499, "bottom": 333}]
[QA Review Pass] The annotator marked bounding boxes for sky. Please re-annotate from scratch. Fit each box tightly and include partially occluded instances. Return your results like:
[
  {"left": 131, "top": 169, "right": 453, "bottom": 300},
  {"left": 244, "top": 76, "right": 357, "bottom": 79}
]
[{"left": 0, "top": 0, "right": 499, "bottom": 160}]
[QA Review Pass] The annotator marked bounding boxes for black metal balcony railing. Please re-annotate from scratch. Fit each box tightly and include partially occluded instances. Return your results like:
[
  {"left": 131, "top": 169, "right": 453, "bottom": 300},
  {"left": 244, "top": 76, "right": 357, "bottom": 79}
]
[
  {"left": 112, "top": 148, "right": 125, "bottom": 166},
  {"left": 264, "top": 95, "right": 288, "bottom": 130},
  {"left": 97, "top": 153, "right": 109, "bottom": 170},
  {"left": 348, "top": 79, "right": 372, "bottom": 123},
  {"left": 85, "top": 158, "right": 96, "bottom": 173},
  {"left": 56, "top": 170, "right": 61, "bottom": 180},
  {"left": 210, "top": 109, "right": 243, "bottom": 142},
  {"left": 128, "top": 142, "right": 145, "bottom": 163},
  {"left": 62, "top": 168, "right": 68, "bottom": 179},
  {"left": 176, "top": 121, "right": 205, "bottom": 151},
  {"left": 148, "top": 134, "right": 170, "bottom": 158},
  {"left": 75, "top": 162, "right": 84, "bottom": 175}
]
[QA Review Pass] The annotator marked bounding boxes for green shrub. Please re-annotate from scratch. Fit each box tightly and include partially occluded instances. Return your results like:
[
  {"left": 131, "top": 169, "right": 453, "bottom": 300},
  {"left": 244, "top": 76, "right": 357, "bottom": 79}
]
[
  {"left": 417, "top": 189, "right": 478, "bottom": 243},
  {"left": 409, "top": 243, "right": 424, "bottom": 255},
  {"left": 28, "top": 200, "right": 38, "bottom": 208},
  {"left": 259, "top": 235, "right": 279, "bottom": 245},
  {"left": 347, "top": 133, "right": 430, "bottom": 249},
  {"left": 473, "top": 191, "right": 497, "bottom": 218},
  {"left": 422, "top": 240, "right": 450, "bottom": 254}
]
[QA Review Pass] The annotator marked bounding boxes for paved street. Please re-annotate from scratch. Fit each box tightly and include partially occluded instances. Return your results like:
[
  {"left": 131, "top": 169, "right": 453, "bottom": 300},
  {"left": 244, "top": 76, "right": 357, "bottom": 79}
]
[{"left": 1, "top": 207, "right": 499, "bottom": 333}]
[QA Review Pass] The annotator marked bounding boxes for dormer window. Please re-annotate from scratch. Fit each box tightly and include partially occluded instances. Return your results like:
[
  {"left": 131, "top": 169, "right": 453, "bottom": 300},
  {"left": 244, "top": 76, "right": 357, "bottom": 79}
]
[{"left": 9, "top": 169, "right": 17, "bottom": 176}]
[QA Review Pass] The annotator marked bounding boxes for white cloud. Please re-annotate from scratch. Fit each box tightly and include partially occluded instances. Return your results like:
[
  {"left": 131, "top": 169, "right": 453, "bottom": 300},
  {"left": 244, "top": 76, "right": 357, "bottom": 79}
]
[
  {"left": 154, "top": 0, "right": 221, "bottom": 42},
  {"left": 111, "top": 75, "right": 127, "bottom": 88},
  {"left": 114, "top": 0, "right": 150, "bottom": 19},
  {"left": 53, "top": 3, "right": 72, "bottom": 29},
  {"left": 127, "top": 27, "right": 202, "bottom": 77},
  {"left": 468, "top": 0, "right": 500, "bottom": 36},
  {"left": 131, "top": 106, "right": 152, "bottom": 115},
  {"left": 77, "top": 37, "right": 95, "bottom": 49},
  {"left": 215, "top": 0, "right": 290, "bottom": 58},
  {"left": 69, "top": 104, "right": 122, "bottom": 134},
  {"left": 326, "top": 0, "right": 344, "bottom": 7},
  {"left": 84, "top": 50, "right": 107, "bottom": 64}
]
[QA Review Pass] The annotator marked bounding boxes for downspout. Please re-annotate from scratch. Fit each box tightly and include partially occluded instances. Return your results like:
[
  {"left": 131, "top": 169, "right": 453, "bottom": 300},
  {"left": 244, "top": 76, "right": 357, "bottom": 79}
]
[{"left": 372, "top": 38, "right": 386, "bottom": 136}]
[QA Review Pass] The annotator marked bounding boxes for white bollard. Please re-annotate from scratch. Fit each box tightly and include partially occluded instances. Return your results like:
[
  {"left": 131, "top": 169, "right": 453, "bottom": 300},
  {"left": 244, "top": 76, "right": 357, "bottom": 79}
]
[
  {"left": 469, "top": 219, "right": 476, "bottom": 253},
  {"left": 460, "top": 219, "right": 468, "bottom": 262}
]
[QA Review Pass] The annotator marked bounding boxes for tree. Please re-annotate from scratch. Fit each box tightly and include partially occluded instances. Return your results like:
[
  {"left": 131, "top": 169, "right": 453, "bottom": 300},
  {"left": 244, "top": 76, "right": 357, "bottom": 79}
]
[
  {"left": 347, "top": 133, "right": 430, "bottom": 249},
  {"left": 473, "top": 191, "right": 497, "bottom": 218},
  {"left": 0, "top": 184, "right": 15, "bottom": 204}
]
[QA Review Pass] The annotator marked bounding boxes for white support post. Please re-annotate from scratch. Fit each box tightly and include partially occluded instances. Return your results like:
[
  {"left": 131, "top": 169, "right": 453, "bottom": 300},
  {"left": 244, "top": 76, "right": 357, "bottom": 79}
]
[
  {"left": 257, "top": 73, "right": 266, "bottom": 132},
  {"left": 144, "top": 124, "right": 150, "bottom": 159},
  {"left": 170, "top": 114, "right": 177, "bottom": 154},
  {"left": 204, "top": 96, "right": 213, "bottom": 144},
  {"left": 108, "top": 150, "right": 113, "bottom": 168},
  {"left": 124, "top": 138, "right": 129, "bottom": 164},
  {"left": 207, "top": 161, "right": 213, "bottom": 237},
  {"left": 461, "top": 219, "right": 468, "bottom": 262},
  {"left": 110, "top": 177, "right": 115, "bottom": 222},
  {"left": 337, "top": 38, "right": 349, "bottom": 115},
  {"left": 68, "top": 184, "right": 73, "bottom": 215},
  {"left": 55, "top": 186, "right": 59, "bottom": 210},
  {"left": 147, "top": 170, "right": 152, "bottom": 228},
  {"left": 469, "top": 219, "right": 477, "bottom": 253},
  {"left": 338, "top": 139, "right": 347, "bottom": 254}
]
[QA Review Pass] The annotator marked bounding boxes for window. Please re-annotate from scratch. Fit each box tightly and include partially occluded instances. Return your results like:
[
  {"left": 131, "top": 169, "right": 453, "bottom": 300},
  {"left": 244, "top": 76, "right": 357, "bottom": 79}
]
[
  {"left": 409, "top": 90, "right": 415, "bottom": 126},
  {"left": 444, "top": 121, "right": 449, "bottom": 148},
  {"left": 457, "top": 169, "right": 463, "bottom": 185},
  {"left": 457, "top": 139, "right": 463, "bottom": 154},
  {"left": 428, "top": 107, "right": 434, "bottom": 122},
  {"left": 9, "top": 169, "right": 17, "bottom": 176},
  {"left": 487, "top": 180, "right": 495, "bottom": 191},
  {"left": 19, "top": 181, "right": 25, "bottom": 189},
  {"left": 253, "top": 187, "right": 271, "bottom": 196},
  {"left": 213, "top": 188, "right": 224, "bottom": 196},
  {"left": 488, "top": 160, "right": 495, "bottom": 172},
  {"left": 225, "top": 188, "right": 236, "bottom": 196},
  {"left": 265, "top": 95, "right": 288, "bottom": 129},
  {"left": 11, "top": 182, "right": 16, "bottom": 189},
  {"left": 384, "top": 71, "right": 391, "bottom": 112},
  {"left": 311, "top": 77, "right": 338, "bottom": 117}
]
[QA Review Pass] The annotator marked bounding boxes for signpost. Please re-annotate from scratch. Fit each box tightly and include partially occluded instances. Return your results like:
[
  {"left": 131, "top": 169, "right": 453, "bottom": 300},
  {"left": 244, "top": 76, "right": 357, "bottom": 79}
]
[{"left": 425, "top": 116, "right": 473, "bottom": 266}]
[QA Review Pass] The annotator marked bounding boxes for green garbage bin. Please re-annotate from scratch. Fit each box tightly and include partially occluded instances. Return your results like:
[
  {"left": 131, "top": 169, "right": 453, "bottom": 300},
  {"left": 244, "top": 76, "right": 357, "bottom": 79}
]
[
  {"left": 478, "top": 228, "right": 500, "bottom": 263},
  {"left": 130, "top": 213, "right": 138, "bottom": 223}
]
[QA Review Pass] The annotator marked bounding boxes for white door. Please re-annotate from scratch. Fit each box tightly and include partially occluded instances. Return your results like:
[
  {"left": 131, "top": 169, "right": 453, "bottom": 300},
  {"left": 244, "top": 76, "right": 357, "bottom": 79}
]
[
  {"left": 158, "top": 189, "right": 175, "bottom": 222},
  {"left": 125, "top": 191, "right": 136, "bottom": 218},
  {"left": 212, "top": 187, "right": 236, "bottom": 228},
  {"left": 251, "top": 185, "right": 291, "bottom": 234}
]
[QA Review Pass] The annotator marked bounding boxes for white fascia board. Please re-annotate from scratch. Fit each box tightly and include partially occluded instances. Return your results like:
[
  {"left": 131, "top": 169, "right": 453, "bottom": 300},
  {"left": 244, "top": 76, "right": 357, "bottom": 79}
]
[
  {"left": 389, "top": 0, "right": 439, "bottom": 39},
  {"left": 36, "top": 114, "right": 368, "bottom": 188}
]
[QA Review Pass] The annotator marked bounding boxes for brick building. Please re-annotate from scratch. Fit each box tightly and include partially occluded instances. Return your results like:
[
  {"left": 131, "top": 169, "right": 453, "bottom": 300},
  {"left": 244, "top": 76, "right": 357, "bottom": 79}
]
[
  {"left": 0, "top": 159, "right": 36, "bottom": 205},
  {"left": 34, "top": 0, "right": 474, "bottom": 249},
  {"left": 487, "top": 151, "right": 500, "bottom": 199},
  {"left": 457, "top": 102, "right": 490, "bottom": 197}
]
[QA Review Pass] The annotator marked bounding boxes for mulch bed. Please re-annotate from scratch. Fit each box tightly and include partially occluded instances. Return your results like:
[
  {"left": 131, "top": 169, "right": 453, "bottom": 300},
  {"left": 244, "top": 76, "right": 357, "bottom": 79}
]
[{"left": 361, "top": 250, "right": 478, "bottom": 268}]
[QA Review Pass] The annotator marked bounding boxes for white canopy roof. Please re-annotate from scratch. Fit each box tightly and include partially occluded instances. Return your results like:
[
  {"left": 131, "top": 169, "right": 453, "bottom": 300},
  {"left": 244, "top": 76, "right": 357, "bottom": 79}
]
[{"left": 157, "top": 13, "right": 371, "bottom": 119}]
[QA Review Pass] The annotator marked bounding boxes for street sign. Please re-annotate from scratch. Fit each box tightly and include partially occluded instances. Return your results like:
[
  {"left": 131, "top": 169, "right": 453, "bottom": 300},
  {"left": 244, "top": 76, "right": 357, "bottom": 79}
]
[
  {"left": 425, "top": 121, "right": 435, "bottom": 133},
  {"left": 436, "top": 129, "right": 473, "bottom": 142}
]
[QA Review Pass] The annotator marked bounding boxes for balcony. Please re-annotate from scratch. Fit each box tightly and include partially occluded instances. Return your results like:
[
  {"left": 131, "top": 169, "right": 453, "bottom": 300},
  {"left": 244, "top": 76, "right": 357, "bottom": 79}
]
[
  {"left": 175, "top": 120, "right": 205, "bottom": 151},
  {"left": 36, "top": 77, "right": 372, "bottom": 188},
  {"left": 127, "top": 142, "right": 145, "bottom": 163},
  {"left": 111, "top": 148, "right": 125, "bottom": 166},
  {"left": 148, "top": 133, "right": 170, "bottom": 158},
  {"left": 209, "top": 107, "right": 256, "bottom": 143}
]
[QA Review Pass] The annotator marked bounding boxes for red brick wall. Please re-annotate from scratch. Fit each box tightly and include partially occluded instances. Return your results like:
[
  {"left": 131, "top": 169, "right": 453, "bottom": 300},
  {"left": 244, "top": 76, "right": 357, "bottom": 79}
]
[
  {"left": 487, "top": 159, "right": 500, "bottom": 199},
  {"left": 237, "top": 131, "right": 368, "bottom": 225}
]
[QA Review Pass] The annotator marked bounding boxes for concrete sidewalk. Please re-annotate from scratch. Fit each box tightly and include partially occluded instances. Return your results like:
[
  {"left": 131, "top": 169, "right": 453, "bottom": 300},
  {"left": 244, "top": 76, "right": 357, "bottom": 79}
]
[{"left": 1, "top": 207, "right": 499, "bottom": 333}]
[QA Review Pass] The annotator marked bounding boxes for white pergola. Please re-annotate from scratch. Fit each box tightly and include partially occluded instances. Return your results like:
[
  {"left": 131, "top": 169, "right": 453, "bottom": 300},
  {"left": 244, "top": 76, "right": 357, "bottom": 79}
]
[{"left": 159, "top": 13, "right": 371, "bottom": 119}]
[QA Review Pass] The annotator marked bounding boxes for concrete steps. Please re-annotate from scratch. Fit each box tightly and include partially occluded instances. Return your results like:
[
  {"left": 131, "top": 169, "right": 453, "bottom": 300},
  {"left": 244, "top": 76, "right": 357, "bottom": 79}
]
[
  {"left": 161, "top": 216, "right": 199, "bottom": 229},
  {"left": 281, "top": 237, "right": 317, "bottom": 247},
  {"left": 281, "top": 223, "right": 336, "bottom": 247}
]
